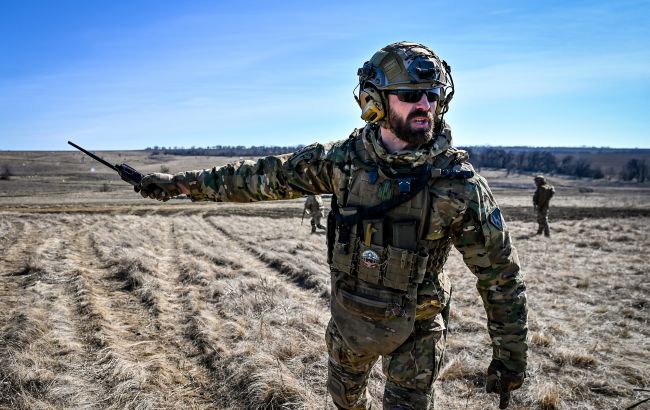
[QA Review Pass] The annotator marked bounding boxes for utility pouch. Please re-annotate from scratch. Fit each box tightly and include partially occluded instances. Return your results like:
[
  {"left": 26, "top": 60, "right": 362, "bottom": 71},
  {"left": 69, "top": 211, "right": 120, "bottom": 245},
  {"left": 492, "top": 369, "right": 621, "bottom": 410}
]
[
  {"left": 357, "top": 243, "right": 383, "bottom": 285},
  {"left": 331, "top": 222, "right": 357, "bottom": 275},
  {"left": 356, "top": 219, "right": 384, "bottom": 284},
  {"left": 413, "top": 250, "right": 429, "bottom": 284},
  {"left": 336, "top": 280, "right": 405, "bottom": 320},
  {"left": 392, "top": 220, "right": 418, "bottom": 251},
  {"left": 384, "top": 246, "right": 417, "bottom": 291},
  {"left": 331, "top": 270, "right": 417, "bottom": 356}
]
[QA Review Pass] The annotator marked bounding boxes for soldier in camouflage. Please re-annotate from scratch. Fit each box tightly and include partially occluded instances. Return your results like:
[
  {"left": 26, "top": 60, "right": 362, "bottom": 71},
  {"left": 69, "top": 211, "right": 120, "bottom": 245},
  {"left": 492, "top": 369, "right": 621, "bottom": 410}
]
[
  {"left": 304, "top": 194, "right": 326, "bottom": 233},
  {"left": 533, "top": 175, "right": 555, "bottom": 237},
  {"left": 138, "top": 42, "right": 528, "bottom": 409}
]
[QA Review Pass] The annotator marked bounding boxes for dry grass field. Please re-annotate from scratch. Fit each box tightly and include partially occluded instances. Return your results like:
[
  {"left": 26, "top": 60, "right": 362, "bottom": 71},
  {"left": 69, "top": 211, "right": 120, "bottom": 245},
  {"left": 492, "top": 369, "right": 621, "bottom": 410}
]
[{"left": 1, "top": 150, "right": 649, "bottom": 409}]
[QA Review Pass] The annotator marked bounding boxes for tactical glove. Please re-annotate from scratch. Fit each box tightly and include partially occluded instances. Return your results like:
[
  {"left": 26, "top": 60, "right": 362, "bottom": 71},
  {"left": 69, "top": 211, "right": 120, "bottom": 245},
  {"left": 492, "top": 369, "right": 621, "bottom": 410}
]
[
  {"left": 139, "top": 173, "right": 188, "bottom": 201},
  {"left": 486, "top": 359, "right": 525, "bottom": 394}
]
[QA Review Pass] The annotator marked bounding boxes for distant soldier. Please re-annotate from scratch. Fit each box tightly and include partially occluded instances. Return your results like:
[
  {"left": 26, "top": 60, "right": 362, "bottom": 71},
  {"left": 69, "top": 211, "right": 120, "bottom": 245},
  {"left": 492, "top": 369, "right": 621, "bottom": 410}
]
[
  {"left": 533, "top": 175, "right": 555, "bottom": 237},
  {"left": 304, "top": 194, "right": 326, "bottom": 233}
]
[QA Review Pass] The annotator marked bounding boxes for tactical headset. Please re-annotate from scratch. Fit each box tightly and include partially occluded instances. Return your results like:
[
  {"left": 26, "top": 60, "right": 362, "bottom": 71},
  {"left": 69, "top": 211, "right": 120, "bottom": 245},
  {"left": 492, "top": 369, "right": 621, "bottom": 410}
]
[{"left": 355, "top": 83, "right": 386, "bottom": 123}]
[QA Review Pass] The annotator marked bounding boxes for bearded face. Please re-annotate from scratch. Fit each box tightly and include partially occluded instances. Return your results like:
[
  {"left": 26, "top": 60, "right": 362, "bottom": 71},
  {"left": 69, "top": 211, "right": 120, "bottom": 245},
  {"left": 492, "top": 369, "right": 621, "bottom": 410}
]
[{"left": 387, "top": 106, "right": 435, "bottom": 147}]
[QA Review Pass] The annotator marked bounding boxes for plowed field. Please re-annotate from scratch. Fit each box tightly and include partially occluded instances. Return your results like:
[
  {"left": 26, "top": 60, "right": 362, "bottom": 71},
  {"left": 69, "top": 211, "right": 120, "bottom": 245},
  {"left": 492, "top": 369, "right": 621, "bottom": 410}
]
[{"left": 0, "top": 151, "right": 648, "bottom": 409}]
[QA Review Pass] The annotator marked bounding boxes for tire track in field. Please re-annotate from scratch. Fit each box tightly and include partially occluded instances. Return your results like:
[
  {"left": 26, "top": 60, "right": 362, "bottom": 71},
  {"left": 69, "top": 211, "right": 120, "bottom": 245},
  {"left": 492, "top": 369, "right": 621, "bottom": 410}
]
[
  {"left": 66, "top": 217, "right": 215, "bottom": 408},
  {"left": 0, "top": 216, "right": 40, "bottom": 276},
  {"left": 168, "top": 216, "right": 237, "bottom": 374},
  {"left": 2, "top": 212, "right": 331, "bottom": 408},
  {"left": 1, "top": 216, "right": 107, "bottom": 408},
  {"left": 204, "top": 216, "right": 331, "bottom": 300},
  {"left": 171, "top": 215, "right": 331, "bottom": 408},
  {"left": 136, "top": 217, "right": 221, "bottom": 404},
  {"left": 0, "top": 216, "right": 24, "bottom": 254},
  {"left": 153, "top": 214, "right": 258, "bottom": 408},
  {"left": 0, "top": 217, "right": 28, "bottom": 306}
]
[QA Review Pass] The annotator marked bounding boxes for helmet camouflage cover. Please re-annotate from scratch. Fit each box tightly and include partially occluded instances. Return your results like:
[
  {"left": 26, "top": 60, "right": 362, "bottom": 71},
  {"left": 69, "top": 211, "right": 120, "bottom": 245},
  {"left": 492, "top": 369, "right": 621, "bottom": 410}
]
[{"left": 358, "top": 41, "right": 451, "bottom": 91}]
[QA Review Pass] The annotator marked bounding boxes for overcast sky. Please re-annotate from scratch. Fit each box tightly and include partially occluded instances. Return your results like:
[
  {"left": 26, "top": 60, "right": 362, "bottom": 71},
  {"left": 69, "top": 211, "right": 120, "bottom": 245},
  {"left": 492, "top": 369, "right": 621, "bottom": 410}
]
[{"left": 1, "top": 0, "right": 648, "bottom": 150}]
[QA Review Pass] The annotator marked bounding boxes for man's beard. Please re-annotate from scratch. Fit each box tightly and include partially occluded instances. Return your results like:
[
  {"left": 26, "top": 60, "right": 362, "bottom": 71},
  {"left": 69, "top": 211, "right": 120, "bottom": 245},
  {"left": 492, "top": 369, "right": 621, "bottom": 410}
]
[{"left": 388, "top": 108, "right": 434, "bottom": 146}]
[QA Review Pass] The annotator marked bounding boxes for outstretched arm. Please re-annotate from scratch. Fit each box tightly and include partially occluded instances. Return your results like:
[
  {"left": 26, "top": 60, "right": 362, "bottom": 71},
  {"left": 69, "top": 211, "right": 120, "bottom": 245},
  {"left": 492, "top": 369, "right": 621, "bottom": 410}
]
[{"left": 139, "top": 142, "right": 344, "bottom": 202}]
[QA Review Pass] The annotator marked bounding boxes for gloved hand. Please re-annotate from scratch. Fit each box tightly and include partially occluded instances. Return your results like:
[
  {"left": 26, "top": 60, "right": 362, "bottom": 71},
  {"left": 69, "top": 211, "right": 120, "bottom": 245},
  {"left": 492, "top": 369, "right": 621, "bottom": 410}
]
[
  {"left": 139, "top": 173, "right": 189, "bottom": 201},
  {"left": 486, "top": 359, "right": 525, "bottom": 394}
]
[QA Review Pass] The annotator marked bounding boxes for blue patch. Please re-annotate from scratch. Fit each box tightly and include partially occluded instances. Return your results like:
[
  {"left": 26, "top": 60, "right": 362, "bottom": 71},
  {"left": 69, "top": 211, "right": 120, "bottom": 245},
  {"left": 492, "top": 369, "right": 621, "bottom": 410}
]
[
  {"left": 489, "top": 208, "right": 504, "bottom": 231},
  {"left": 397, "top": 178, "right": 412, "bottom": 193},
  {"left": 368, "top": 170, "right": 378, "bottom": 184}
]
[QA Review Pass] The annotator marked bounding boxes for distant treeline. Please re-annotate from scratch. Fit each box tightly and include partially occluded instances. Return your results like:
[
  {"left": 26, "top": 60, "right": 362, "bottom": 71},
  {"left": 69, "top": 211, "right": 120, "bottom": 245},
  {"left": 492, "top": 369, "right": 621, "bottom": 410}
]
[
  {"left": 461, "top": 147, "right": 648, "bottom": 182},
  {"left": 145, "top": 145, "right": 303, "bottom": 157},
  {"left": 144, "top": 145, "right": 649, "bottom": 182}
]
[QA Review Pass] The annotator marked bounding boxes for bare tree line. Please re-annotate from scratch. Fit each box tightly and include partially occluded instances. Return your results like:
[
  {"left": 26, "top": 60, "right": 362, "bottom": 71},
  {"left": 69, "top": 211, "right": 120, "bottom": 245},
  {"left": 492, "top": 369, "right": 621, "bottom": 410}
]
[
  {"left": 463, "top": 147, "right": 649, "bottom": 182},
  {"left": 145, "top": 145, "right": 304, "bottom": 157},
  {"left": 0, "top": 147, "right": 647, "bottom": 182},
  {"left": 143, "top": 145, "right": 650, "bottom": 182}
]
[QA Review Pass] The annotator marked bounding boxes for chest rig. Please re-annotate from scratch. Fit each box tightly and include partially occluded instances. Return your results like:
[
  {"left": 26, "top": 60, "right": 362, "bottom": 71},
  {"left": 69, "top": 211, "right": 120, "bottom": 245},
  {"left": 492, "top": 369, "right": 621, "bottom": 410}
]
[{"left": 326, "top": 133, "right": 472, "bottom": 355}]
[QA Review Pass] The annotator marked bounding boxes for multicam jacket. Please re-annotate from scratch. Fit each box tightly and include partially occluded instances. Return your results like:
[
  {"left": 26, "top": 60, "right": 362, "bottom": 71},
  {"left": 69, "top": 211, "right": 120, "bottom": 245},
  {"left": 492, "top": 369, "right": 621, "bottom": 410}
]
[
  {"left": 176, "top": 123, "right": 528, "bottom": 374},
  {"left": 533, "top": 183, "right": 555, "bottom": 209},
  {"left": 304, "top": 195, "right": 324, "bottom": 216}
]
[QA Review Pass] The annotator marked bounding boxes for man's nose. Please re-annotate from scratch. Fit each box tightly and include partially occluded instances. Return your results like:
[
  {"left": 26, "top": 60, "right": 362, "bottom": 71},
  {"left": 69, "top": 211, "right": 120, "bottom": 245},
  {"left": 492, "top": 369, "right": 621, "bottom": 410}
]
[{"left": 414, "top": 93, "right": 432, "bottom": 110}]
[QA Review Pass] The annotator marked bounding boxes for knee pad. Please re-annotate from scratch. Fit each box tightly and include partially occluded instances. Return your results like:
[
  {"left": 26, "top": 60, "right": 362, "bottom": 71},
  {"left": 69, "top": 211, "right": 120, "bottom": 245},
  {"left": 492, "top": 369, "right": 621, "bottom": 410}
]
[
  {"left": 383, "top": 381, "right": 432, "bottom": 409},
  {"left": 328, "top": 374, "right": 371, "bottom": 409}
]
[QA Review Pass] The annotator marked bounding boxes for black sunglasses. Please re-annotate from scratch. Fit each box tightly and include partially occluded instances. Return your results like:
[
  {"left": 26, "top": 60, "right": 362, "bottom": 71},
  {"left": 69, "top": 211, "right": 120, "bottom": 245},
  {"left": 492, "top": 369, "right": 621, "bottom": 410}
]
[{"left": 386, "top": 88, "right": 441, "bottom": 103}]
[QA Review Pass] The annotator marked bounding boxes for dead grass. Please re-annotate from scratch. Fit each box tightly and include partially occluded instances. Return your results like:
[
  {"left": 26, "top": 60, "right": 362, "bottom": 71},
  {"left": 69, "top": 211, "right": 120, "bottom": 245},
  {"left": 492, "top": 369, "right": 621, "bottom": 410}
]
[
  {"left": 530, "top": 330, "right": 556, "bottom": 348},
  {"left": 0, "top": 154, "right": 649, "bottom": 409},
  {"left": 535, "top": 381, "right": 562, "bottom": 410}
]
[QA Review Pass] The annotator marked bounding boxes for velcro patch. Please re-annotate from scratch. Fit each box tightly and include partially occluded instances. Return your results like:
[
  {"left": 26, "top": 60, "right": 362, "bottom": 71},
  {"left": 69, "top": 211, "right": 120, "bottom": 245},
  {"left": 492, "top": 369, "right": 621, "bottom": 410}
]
[{"left": 489, "top": 208, "right": 504, "bottom": 231}]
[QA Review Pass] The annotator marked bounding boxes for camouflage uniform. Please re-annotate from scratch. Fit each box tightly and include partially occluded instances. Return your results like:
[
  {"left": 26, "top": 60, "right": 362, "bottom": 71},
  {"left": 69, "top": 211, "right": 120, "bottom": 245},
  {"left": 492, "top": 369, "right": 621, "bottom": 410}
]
[
  {"left": 533, "top": 175, "right": 555, "bottom": 237},
  {"left": 144, "top": 124, "right": 528, "bottom": 408},
  {"left": 305, "top": 194, "right": 326, "bottom": 233},
  {"left": 139, "top": 42, "right": 528, "bottom": 409}
]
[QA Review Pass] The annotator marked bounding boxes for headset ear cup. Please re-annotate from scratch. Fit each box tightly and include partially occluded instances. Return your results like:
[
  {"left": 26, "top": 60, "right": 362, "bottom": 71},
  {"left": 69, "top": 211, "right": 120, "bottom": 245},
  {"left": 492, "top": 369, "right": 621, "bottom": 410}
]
[{"left": 358, "top": 86, "right": 385, "bottom": 123}]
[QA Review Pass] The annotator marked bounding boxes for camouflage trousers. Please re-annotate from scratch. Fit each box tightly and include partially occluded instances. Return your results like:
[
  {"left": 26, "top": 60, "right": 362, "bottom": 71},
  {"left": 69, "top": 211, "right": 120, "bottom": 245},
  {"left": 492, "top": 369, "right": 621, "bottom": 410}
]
[
  {"left": 325, "top": 306, "right": 449, "bottom": 409},
  {"left": 310, "top": 213, "right": 325, "bottom": 231},
  {"left": 536, "top": 207, "right": 550, "bottom": 236}
]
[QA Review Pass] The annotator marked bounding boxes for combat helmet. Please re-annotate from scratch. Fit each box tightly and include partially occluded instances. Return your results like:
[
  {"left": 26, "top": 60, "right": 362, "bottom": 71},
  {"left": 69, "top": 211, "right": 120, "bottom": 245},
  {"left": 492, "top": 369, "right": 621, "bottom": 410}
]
[
  {"left": 534, "top": 175, "right": 546, "bottom": 184},
  {"left": 355, "top": 41, "right": 454, "bottom": 128}
]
